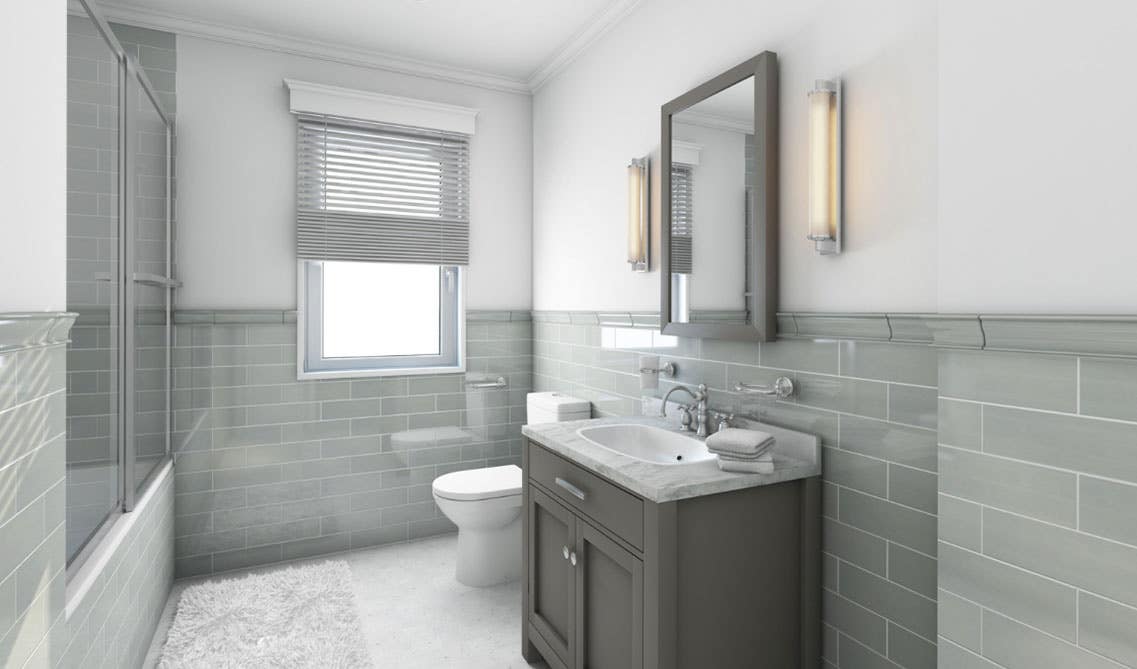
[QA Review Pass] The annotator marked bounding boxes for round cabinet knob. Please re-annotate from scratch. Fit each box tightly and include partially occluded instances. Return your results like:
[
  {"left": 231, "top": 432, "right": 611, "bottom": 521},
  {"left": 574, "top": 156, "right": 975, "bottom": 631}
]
[
  {"left": 570, "top": 551, "right": 578, "bottom": 567},
  {"left": 563, "top": 545, "right": 570, "bottom": 560}
]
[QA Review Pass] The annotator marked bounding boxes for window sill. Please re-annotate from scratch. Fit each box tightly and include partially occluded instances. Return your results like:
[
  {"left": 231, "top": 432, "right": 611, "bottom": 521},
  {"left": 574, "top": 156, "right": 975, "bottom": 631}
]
[{"left": 297, "top": 363, "right": 466, "bottom": 381}]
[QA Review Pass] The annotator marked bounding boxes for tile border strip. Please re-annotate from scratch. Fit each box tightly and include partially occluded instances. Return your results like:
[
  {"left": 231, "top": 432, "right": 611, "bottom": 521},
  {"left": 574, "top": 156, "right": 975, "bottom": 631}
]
[
  {"left": 169, "top": 309, "right": 1137, "bottom": 357},
  {"left": 0, "top": 312, "right": 78, "bottom": 351},
  {"left": 171, "top": 309, "right": 532, "bottom": 325},
  {"left": 533, "top": 310, "right": 1137, "bottom": 357}
]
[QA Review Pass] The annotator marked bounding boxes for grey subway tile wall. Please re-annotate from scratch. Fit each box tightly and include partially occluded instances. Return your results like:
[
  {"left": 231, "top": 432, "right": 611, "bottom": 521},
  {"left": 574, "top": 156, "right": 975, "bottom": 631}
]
[
  {"left": 938, "top": 346, "right": 1137, "bottom": 668},
  {"left": 170, "top": 311, "right": 531, "bottom": 576},
  {"left": 60, "top": 470, "right": 173, "bottom": 668},
  {"left": 0, "top": 315, "right": 73, "bottom": 668},
  {"left": 531, "top": 312, "right": 939, "bottom": 669}
]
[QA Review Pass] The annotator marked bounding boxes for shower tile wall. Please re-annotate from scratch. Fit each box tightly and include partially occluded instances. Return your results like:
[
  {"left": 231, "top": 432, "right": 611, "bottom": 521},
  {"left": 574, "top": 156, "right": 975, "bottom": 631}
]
[
  {"left": 171, "top": 311, "right": 531, "bottom": 577},
  {"left": 0, "top": 315, "right": 73, "bottom": 668},
  {"left": 65, "top": 17, "right": 176, "bottom": 556},
  {"left": 60, "top": 470, "right": 173, "bottom": 668},
  {"left": 532, "top": 313, "right": 939, "bottom": 669},
  {"left": 937, "top": 349, "right": 1137, "bottom": 668}
]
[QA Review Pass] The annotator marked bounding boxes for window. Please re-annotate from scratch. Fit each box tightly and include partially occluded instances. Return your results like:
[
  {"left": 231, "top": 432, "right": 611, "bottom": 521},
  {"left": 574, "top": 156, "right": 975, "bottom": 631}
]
[
  {"left": 300, "top": 260, "right": 461, "bottom": 377},
  {"left": 670, "top": 162, "right": 694, "bottom": 274},
  {"left": 293, "top": 109, "right": 470, "bottom": 378}
]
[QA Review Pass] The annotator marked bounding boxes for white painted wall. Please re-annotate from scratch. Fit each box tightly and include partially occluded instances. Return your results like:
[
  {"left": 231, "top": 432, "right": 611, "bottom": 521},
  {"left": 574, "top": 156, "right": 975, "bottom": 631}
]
[
  {"left": 939, "top": 0, "right": 1137, "bottom": 313},
  {"left": 533, "top": 0, "right": 938, "bottom": 312},
  {"left": 0, "top": 3, "right": 66, "bottom": 312},
  {"left": 175, "top": 36, "right": 532, "bottom": 310}
]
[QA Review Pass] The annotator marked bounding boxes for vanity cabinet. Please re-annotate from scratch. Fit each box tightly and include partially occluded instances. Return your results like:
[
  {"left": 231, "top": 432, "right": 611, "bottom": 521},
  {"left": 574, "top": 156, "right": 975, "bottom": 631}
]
[
  {"left": 528, "top": 487, "right": 644, "bottom": 669},
  {"left": 522, "top": 438, "right": 820, "bottom": 669}
]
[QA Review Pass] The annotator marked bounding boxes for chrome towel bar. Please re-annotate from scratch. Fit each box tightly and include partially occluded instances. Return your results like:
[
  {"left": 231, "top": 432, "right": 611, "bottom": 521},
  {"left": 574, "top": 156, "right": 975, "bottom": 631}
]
[{"left": 734, "top": 376, "right": 795, "bottom": 399}]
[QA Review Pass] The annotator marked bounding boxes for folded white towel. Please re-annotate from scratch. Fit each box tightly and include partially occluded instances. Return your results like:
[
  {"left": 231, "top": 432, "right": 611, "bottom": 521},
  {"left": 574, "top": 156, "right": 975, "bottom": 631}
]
[
  {"left": 717, "top": 452, "right": 774, "bottom": 474},
  {"left": 705, "top": 428, "right": 775, "bottom": 458}
]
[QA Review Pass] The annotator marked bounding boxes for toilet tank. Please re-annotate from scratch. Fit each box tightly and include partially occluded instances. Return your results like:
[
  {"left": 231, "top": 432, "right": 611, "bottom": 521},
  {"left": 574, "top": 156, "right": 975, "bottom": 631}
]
[{"left": 526, "top": 392, "right": 590, "bottom": 425}]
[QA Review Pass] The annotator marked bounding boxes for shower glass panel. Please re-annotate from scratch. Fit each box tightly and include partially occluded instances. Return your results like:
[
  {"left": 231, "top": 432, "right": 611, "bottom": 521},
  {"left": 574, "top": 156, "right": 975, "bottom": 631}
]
[
  {"left": 65, "top": 10, "right": 122, "bottom": 565},
  {"left": 129, "top": 75, "right": 172, "bottom": 496},
  {"left": 65, "top": 0, "right": 176, "bottom": 569}
]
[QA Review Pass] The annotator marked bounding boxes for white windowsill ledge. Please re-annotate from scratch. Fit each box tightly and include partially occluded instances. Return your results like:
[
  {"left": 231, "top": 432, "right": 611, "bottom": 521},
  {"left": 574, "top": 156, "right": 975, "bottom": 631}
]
[{"left": 297, "top": 364, "right": 466, "bottom": 381}]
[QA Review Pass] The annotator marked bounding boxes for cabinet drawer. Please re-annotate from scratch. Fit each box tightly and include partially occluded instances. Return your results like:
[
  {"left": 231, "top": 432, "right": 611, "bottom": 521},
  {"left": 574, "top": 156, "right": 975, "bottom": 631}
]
[{"left": 527, "top": 441, "right": 643, "bottom": 550}]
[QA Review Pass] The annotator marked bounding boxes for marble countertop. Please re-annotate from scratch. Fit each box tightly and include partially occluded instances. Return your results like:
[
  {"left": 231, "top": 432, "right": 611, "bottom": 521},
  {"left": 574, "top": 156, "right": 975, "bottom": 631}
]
[{"left": 521, "top": 413, "right": 821, "bottom": 503}]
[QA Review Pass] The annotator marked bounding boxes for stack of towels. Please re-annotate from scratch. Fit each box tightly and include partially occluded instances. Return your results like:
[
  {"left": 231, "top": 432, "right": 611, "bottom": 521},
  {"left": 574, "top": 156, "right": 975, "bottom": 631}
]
[{"left": 705, "top": 428, "right": 776, "bottom": 474}]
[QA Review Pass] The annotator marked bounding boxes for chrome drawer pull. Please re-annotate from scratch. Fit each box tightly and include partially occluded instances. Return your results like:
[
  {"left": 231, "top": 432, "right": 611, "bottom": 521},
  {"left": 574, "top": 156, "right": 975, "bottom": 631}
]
[
  {"left": 562, "top": 545, "right": 570, "bottom": 560},
  {"left": 569, "top": 551, "right": 577, "bottom": 567},
  {"left": 554, "top": 477, "right": 586, "bottom": 501}
]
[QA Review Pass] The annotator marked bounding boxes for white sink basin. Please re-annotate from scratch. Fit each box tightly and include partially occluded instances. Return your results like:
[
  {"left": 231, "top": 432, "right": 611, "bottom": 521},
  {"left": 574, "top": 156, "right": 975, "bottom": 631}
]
[{"left": 576, "top": 424, "right": 715, "bottom": 465}]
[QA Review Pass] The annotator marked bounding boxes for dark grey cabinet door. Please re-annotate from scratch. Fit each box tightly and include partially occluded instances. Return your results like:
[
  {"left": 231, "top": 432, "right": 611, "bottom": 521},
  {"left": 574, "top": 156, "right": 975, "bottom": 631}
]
[
  {"left": 529, "top": 487, "right": 576, "bottom": 668},
  {"left": 575, "top": 520, "right": 644, "bottom": 669}
]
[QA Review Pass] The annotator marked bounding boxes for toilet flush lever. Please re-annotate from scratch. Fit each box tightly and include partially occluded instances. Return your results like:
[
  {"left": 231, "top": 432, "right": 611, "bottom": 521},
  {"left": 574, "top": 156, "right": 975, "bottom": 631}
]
[{"left": 555, "top": 477, "right": 586, "bottom": 501}]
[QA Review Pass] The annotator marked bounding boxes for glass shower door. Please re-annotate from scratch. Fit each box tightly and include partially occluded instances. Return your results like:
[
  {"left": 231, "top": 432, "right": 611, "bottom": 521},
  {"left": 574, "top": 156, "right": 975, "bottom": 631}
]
[
  {"left": 66, "top": 0, "right": 177, "bottom": 572},
  {"left": 65, "top": 11, "right": 122, "bottom": 564},
  {"left": 126, "top": 62, "right": 174, "bottom": 504}
]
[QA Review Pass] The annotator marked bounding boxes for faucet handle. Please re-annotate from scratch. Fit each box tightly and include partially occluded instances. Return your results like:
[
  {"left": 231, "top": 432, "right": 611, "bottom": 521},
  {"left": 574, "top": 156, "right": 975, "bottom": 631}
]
[
  {"left": 710, "top": 411, "right": 735, "bottom": 432},
  {"left": 677, "top": 405, "right": 694, "bottom": 432}
]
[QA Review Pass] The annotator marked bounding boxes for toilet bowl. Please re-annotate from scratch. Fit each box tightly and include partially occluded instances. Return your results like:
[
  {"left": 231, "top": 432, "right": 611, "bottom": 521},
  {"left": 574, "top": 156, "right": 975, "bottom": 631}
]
[
  {"left": 433, "top": 464, "right": 523, "bottom": 587},
  {"left": 432, "top": 392, "right": 590, "bottom": 587}
]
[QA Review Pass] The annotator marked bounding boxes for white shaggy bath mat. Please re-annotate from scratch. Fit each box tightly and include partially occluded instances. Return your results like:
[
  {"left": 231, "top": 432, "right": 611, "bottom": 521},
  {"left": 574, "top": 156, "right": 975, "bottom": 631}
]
[{"left": 158, "top": 560, "right": 373, "bottom": 668}]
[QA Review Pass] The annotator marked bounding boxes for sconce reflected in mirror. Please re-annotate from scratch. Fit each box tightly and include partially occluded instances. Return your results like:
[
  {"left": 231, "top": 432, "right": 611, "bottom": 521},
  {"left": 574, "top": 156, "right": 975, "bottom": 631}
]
[
  {"left": 808, "top": 79, "right": 842, "bottom": 255},
  {"left": 627, "top": 157, "right": 649, "bottom": 271}
]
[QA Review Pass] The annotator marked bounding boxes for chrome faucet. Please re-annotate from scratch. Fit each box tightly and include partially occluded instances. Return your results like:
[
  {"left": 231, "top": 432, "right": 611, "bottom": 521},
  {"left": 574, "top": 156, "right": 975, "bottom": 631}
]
[{"left": 659, "top": 383, "right": 709, "bottom": 437}]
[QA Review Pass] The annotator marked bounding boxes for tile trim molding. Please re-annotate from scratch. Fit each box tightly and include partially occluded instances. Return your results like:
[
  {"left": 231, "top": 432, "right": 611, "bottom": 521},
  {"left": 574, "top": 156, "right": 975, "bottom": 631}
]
[
  {"left": 533, "top": 310, "right": 1137, "bottom": 358},
  {"left": 171, "top": 308, "right": 1137, "bottom": 356},
  {"left": 0, "top": 312, "right": 78, "bottom": 351},
  {"left": 171, "top": 309, "right": 531, "bottom": 324}
]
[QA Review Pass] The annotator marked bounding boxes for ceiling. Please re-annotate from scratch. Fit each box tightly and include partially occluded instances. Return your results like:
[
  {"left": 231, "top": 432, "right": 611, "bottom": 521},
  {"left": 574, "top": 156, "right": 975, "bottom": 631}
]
[{"left": 97, "top": 0, "right": 642, "bottom": 92}]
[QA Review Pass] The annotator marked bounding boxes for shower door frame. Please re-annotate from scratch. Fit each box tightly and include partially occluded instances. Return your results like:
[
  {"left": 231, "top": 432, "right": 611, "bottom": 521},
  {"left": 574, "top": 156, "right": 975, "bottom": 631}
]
[
  {"left": 122, "top": 53, "right": 177, "bottom": 512},
  {"left": 67, "top": 0, "right": 177, "bottom": 576}
]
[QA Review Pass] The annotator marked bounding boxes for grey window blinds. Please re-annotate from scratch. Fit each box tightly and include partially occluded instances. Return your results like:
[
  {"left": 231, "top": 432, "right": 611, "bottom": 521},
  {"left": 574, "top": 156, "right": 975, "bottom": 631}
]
[
  {"left": 296, "top": 113, "right": 470, "bottom": 265},
  {"left": 670, "top": 163, "right": 693, "bottom": 274}
]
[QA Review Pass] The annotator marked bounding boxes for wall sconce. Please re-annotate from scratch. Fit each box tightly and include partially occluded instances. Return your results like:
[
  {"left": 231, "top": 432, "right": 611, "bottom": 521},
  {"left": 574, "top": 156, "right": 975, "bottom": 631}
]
[
  {"left": 627, "top": 157, "right": 649, "bottom": 272},
  {"left": 808, "top": 79, "right": 842, "bottom": 255}
]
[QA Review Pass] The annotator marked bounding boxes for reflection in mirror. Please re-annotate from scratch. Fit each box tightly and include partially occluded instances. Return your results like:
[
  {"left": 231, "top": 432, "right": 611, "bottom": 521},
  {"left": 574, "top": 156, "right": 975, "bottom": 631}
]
[
  {"left": 600, "top": 326, "right": 678, "bottom": 350},
  {"left": 669, "top": 76, "right": 755, "bottom": 325}
]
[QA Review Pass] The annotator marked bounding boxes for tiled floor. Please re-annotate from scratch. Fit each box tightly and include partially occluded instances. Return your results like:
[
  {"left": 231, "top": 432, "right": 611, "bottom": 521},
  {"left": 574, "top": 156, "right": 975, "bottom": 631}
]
[{"left": 145, "top": 534, "right": 545, "bottom": 668}]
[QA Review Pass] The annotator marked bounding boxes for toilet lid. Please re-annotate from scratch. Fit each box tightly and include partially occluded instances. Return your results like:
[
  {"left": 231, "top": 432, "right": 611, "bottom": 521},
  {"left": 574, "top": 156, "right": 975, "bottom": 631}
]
[{"left": 433, "top": 464, "right": 522, "bottom": 502}]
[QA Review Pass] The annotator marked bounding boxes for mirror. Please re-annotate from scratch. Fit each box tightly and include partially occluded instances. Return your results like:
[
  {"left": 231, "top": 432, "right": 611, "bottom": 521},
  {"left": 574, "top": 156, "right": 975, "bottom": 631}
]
[{"left": 661, "top": 52, "right": 778, "bottom": 341}]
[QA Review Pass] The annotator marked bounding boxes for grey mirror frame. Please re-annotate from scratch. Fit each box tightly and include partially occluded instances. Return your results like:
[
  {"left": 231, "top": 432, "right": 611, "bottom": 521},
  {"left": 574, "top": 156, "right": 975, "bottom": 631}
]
[{"left": 660, "top": 51, "right": 778, "bottom": 342}]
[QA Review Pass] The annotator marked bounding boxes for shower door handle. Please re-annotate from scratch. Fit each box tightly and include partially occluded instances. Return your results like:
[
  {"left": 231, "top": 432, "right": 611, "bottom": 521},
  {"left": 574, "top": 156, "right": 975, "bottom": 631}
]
[{"left": 132, "top": 272, "right": 182, "bottom": 289}]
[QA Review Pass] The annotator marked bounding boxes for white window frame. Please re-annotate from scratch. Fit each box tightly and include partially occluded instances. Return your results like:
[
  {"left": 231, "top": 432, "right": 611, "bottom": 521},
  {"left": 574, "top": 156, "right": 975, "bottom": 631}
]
[{"left": 297, "top": 260, "right": 465, "bottom": 379}]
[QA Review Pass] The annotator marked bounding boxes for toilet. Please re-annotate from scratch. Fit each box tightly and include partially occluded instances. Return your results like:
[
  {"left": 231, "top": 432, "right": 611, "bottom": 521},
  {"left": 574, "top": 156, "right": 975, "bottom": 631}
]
[{"left": 432, "top": 391, "right": 590, "bottom": 587}]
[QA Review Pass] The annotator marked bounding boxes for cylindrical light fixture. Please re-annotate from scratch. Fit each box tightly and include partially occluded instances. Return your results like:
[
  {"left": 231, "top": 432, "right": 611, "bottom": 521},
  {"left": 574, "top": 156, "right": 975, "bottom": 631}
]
[
  {"left": 627, "top": 157, "right": 649, "bottom": 271},
  {"left": 808, "top": 79, "right": 842, "bottom": 255}
]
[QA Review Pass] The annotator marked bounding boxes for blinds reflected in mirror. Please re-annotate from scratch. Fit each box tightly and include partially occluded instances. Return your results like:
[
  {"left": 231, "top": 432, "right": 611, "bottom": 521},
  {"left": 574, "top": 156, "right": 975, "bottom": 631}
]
[
  {"left": 296, "top": 114, "right": 470, "bottom": 265},
  {"left": 670, "top": 163, "right": 693, "bottom": 275}
]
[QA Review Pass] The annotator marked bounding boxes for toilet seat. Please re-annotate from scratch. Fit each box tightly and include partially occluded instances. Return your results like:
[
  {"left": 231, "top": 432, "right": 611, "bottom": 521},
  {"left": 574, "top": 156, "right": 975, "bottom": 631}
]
[{"left": 432, "top": 464, "right": 521, "bottom": 502}]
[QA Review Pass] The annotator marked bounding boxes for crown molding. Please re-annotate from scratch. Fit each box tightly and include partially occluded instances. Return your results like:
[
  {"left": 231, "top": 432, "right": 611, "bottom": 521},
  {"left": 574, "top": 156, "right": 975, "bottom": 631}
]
[
  {"left": 674, "top": 110, "right": 753, "bottom": 134},
  {"left": 94, "top": 1, "right": 532, "bottom": 95},
  {"left": 526, "top": 0, "right": 644, "bottom": 91},
  {"left": 95, "top": 0, "right": 644, "bottom": 96}
]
